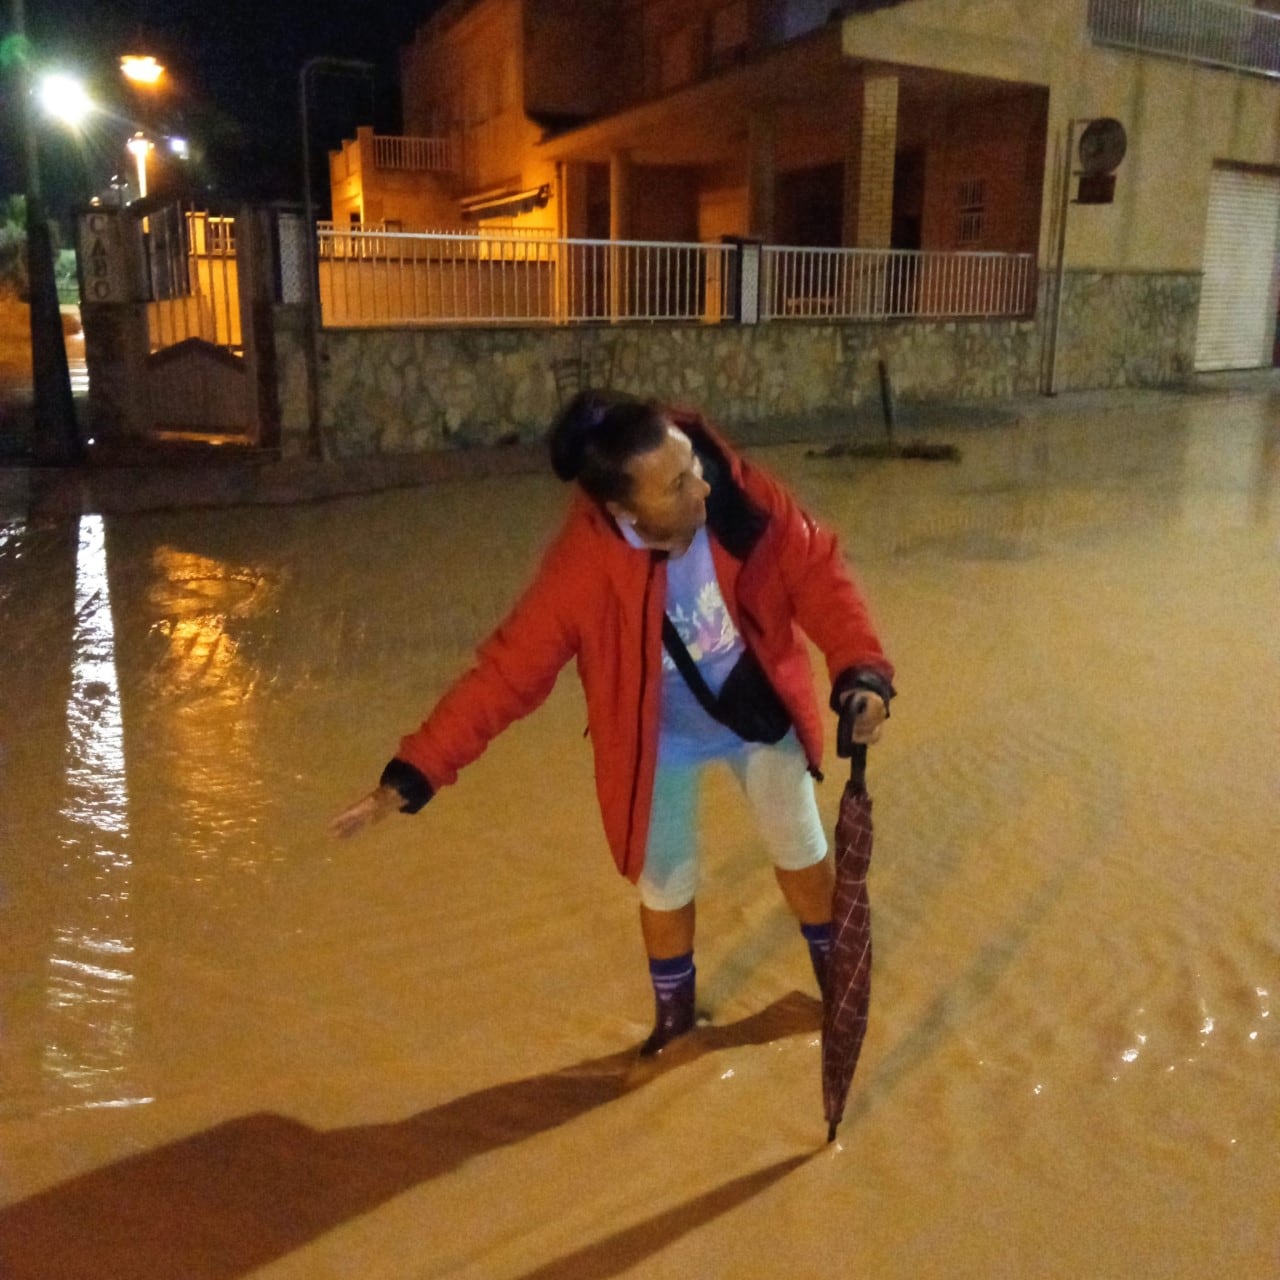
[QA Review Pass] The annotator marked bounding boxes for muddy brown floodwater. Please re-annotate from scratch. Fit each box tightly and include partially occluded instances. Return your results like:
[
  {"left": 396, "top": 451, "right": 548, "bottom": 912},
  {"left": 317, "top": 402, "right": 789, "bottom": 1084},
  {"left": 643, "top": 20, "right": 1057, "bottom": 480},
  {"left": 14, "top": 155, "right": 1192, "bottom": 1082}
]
[{"left": 1, "top": 389, "right": 1277, "bottom": 1279}]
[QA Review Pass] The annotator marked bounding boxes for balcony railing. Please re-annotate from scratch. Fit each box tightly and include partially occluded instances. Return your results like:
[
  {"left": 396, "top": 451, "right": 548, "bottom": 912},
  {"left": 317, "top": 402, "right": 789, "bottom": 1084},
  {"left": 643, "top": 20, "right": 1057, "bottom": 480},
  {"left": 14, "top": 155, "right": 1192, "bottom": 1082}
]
[
  {"left": 372, "top": 133, "right": 455, "bottom": 172},
  {"left": 314, "top": 228, "right": 1038, "bottom": 328},
  {"left": 317, "top": 229, "right": 737, "bottom": 326},
  {"left": 1088, "top": 0, "right": 1280, "bottom": 78},
  {"left": 761, "top": 246, "right": 1037, "bottom": 321},
  {"left": 317, "top": 221, "right": 556, "bottom": 242}
]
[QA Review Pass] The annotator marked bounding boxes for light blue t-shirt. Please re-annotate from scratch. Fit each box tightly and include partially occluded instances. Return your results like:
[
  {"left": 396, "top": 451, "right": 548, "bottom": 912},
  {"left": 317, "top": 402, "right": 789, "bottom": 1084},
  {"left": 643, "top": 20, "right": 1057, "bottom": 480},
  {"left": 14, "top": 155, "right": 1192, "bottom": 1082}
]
[{"left": 658, "top": 526, "right": 747, "bottom": 765}]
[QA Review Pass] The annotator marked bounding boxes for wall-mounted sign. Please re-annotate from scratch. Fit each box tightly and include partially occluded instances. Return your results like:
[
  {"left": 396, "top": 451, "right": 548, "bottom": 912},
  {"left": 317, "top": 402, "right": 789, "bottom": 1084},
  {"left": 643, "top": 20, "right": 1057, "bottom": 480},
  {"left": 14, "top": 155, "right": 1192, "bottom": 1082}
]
[
  {"left": 1076, "top": 118, "right": 1127, "bottom": 206},
  {"left": 78, "top": 210, "right": 129, "bottom": 303}
]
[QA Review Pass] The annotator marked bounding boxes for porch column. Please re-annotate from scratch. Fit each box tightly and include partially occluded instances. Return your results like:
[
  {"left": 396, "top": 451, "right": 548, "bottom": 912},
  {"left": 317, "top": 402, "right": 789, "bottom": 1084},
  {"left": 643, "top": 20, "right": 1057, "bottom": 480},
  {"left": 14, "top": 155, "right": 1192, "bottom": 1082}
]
[
  {"left": 609, "top": 150, "right": 632, "bottom": 319},
  {"left": 843, "top": 74, "right": 898, "bottom": 249},
  {"left": 609, "top": 149, "right": 632, "bottom": 239},
  {"left": 746, "top": 109, "right": 776, "bottom": 242}
]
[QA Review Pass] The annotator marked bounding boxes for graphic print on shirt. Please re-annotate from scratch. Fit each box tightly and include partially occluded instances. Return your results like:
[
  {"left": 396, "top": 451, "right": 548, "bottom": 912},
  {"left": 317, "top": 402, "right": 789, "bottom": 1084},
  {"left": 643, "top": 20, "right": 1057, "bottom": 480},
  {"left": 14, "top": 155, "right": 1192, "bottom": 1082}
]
[{"left": 664, "top": 579, "right": 740, "bottom": 671}]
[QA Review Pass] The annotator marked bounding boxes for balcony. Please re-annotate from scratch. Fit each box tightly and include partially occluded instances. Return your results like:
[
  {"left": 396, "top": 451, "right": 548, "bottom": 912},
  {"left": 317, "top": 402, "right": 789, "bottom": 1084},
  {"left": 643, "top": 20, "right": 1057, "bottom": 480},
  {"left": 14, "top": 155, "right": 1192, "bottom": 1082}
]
[
  {"left": 372, "top": 133, "right": 455, "bottom": 173},
  {"left": 1087, "top": 0, "right": 1280, "bottom": 78}
]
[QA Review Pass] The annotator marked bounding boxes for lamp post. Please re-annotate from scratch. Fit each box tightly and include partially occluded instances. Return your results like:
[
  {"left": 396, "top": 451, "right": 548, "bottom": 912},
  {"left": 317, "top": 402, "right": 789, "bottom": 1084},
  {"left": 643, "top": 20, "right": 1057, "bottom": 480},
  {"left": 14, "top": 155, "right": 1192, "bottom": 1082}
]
[
  {"left": 9, "top": 0, "right": 82, "bottom": 463},
  {"left": 126, "top": 132, "right": 152, "bottom": 201},
  {"left": 298, "top": 56, "right": 374, "bottom": 461}
]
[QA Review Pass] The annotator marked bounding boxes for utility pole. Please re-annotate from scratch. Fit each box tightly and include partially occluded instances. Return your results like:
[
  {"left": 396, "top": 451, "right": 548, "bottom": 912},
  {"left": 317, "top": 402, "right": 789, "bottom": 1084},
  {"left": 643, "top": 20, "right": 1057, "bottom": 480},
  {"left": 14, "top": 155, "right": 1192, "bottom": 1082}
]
[
  {"left": 11, "top": 0, "right": 82, "bottom": 463},
  {"left": 298, "top": 56, "right": 374, "bottom": 462}
]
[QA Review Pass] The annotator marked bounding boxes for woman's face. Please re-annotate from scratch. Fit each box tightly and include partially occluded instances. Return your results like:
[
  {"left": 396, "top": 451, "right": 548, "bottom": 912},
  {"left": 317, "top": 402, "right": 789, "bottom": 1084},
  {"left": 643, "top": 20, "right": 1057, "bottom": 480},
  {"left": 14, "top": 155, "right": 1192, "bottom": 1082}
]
[{"left": 609, "top": 423, "right": 711, "bottom": 554}]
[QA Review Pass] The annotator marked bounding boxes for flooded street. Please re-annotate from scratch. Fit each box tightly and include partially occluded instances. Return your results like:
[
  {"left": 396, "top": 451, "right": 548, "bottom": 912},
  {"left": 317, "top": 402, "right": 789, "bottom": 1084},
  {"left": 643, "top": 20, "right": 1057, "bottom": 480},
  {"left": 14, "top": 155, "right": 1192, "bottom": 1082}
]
[{"left": 1, "top": 388, "right": 1277, "bottom": 1279}]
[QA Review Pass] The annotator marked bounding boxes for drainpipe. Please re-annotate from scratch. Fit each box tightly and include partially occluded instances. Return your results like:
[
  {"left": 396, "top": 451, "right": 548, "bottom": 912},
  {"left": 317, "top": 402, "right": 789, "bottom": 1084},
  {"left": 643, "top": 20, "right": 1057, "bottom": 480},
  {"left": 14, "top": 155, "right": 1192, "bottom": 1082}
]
[{"left": 1045, "top": 117, "right": 1082, "bottom": 397}]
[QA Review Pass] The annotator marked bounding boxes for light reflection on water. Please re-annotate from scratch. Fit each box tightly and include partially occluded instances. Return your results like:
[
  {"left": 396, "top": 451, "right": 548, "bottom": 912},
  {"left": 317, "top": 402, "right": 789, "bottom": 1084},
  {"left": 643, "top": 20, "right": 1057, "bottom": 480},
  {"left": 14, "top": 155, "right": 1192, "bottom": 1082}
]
[{"left": 43, "top": 515, "right": 151, "bottom": 1111}]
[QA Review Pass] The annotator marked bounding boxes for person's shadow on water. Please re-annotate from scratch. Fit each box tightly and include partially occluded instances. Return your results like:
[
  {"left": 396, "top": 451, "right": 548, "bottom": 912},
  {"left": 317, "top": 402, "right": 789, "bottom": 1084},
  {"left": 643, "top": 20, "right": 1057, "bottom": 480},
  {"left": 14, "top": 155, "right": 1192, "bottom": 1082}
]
[{"left": 0, "top": 993, "right": 823, "bottom": 1280}]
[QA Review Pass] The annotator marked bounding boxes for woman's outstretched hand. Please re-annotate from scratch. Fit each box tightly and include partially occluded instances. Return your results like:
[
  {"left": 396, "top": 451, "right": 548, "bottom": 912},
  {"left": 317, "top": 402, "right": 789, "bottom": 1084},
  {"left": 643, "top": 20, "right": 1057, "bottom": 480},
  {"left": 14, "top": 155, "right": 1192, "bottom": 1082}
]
[{"left": 328, "top": 784, "right": 403, "bottom": 839}]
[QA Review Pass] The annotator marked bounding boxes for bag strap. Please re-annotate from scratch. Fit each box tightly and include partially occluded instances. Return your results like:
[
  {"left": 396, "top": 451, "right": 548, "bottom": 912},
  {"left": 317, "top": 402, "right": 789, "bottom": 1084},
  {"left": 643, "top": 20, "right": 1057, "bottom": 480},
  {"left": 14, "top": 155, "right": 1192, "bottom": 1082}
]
[{"left": 661, "top": 615, "right": 731, "bottom": 728}]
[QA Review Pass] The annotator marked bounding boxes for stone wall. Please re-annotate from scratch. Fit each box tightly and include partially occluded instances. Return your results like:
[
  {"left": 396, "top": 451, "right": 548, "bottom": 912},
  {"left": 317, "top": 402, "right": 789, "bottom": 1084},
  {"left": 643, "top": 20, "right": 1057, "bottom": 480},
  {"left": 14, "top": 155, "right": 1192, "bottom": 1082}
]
[
  {"left": 1052, "top": 270, "right": 1201, "bottom": 392},
  {"left": 270, "top": 269, "right": 1199, "bottom": 457}
]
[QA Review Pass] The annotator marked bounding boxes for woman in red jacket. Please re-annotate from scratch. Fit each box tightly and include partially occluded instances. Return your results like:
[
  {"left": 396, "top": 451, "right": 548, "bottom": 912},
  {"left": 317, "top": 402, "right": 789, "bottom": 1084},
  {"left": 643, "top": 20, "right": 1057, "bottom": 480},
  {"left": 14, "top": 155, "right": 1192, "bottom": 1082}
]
[{"left": 332, "top": 391, "right": 894, "bottom": 1054}]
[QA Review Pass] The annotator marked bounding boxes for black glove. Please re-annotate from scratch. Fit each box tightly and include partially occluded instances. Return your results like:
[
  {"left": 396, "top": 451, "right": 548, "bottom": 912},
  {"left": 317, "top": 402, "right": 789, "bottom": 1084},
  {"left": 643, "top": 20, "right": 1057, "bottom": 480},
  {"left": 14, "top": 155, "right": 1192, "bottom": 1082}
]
[
  {"left": 379, "top": 758, "right": 435, "bottom": 814},
  {"left": 831, "top": 668, "right": 895, "bottom": 758}
]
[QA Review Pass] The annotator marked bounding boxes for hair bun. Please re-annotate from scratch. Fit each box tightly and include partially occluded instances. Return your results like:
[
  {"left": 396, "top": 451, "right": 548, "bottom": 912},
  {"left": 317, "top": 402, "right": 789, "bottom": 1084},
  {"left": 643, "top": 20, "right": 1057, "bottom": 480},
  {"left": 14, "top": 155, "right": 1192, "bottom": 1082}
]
[{"left": 548, "top": 390, "right": 608, "bottom": 482}]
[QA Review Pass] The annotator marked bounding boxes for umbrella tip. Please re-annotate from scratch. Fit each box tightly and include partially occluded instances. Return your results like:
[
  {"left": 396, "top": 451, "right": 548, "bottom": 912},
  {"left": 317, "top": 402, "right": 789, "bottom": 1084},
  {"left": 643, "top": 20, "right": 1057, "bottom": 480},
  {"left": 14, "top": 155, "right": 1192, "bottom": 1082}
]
[{"left": 826, "top": 1122, "right": 837, "bottom": 1144}]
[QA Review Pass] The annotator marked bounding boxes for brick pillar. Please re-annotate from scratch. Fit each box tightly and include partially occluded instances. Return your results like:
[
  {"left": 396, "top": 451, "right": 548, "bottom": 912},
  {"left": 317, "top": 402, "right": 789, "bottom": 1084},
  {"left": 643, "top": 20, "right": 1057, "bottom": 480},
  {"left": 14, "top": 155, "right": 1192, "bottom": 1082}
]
[
  {"left": 609, "top": 150, "right": 632, "bottom": 240},
  {"left": 747, "top": 109, "right": 776, "bottom": 242},
  {"left": 609, "top": 151, "right": 632, "bottom": 319},
  {"left": 843, "top": 74, "right": 898, "bottom": 249}
]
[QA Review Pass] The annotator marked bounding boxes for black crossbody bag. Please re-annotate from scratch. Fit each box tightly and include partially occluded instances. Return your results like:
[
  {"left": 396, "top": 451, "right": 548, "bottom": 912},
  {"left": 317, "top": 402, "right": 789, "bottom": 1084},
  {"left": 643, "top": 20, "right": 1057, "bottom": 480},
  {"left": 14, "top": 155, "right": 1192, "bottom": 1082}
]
[{"left": 661, "top": 616, "right": 792, "bottom": 745}]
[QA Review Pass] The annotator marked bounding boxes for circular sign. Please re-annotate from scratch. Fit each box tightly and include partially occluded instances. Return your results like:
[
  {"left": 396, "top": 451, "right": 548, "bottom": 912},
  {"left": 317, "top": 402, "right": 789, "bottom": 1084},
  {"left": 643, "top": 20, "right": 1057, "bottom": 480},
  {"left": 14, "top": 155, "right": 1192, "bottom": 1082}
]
[{"left": 1078, "top": 118, "right": 1127, "bottom": 174}]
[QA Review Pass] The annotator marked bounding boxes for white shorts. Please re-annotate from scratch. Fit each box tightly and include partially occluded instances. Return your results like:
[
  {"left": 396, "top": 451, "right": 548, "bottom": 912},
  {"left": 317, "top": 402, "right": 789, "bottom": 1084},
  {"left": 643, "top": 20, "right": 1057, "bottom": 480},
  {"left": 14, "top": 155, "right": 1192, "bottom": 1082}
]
[{"left": 636, "top": 732, "right": 828, "bottom": 912}]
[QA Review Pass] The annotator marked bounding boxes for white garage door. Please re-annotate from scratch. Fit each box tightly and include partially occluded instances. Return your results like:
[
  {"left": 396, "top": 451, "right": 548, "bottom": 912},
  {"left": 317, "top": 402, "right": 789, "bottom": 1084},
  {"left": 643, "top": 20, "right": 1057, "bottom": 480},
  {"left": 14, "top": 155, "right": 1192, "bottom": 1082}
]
[{"left": 1194, "top": 167, "right": 1280, "bottom": 372}]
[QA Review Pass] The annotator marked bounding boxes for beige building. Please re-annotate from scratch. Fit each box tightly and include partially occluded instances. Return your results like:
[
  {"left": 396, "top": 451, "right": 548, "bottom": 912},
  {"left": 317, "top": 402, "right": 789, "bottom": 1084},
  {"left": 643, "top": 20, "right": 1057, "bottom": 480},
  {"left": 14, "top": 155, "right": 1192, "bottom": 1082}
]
[{"left": 326, "top": 0, "right": 1280, "bottom": 376}]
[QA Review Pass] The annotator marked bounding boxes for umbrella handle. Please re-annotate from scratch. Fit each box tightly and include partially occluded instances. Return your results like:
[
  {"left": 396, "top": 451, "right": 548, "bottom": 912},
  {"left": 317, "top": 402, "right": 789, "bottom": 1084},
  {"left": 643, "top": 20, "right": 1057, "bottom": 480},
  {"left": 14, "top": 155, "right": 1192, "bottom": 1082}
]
[
  {"left": 836, "top": 706, "right": 869, "bottom": 789},
  {"left": 850, "top": 742, "right": 867, "bottom": 791}
]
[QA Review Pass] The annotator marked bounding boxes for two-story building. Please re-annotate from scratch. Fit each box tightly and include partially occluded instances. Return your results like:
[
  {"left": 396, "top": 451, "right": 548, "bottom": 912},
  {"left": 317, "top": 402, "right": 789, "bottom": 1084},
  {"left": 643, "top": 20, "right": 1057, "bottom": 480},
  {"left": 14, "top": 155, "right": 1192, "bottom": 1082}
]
[{"left": 324, "top": 0, "right": 1279, "bottom": 408}]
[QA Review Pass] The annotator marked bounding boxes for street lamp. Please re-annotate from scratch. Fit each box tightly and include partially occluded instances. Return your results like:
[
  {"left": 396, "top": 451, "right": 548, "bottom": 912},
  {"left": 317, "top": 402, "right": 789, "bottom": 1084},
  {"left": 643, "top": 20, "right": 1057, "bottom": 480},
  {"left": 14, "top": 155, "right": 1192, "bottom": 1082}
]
[
  {"left": 37, "top": 72, "right": 93, "bottom": 128},
  {"left": 120, "top": 54, "right": 164, "bottom": 87},
  {"left": 126, "top": 132, "right": 153, "bottom": 201}
]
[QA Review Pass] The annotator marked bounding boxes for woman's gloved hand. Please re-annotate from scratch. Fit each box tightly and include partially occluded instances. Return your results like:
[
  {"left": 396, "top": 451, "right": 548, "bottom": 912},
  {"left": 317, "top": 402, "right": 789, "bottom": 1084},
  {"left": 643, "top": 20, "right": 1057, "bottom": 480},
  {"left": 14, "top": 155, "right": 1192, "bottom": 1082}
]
[{"left": 836, "top": 690, "right": 888, "bottom": 756}]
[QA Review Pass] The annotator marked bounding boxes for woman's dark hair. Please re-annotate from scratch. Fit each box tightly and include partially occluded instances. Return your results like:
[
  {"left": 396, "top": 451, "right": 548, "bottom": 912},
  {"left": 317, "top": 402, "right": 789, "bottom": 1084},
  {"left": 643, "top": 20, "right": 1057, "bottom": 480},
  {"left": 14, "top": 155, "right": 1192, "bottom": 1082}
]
[{"left": 548, "top": 390, "right": 668, "bottom": 505}]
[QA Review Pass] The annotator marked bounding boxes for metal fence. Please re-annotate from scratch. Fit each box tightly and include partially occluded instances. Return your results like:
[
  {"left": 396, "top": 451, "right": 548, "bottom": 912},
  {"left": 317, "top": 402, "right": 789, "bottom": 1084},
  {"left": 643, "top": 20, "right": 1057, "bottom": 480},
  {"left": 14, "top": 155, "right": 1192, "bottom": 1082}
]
[
  {"left": 372, "top": 133, "right": 454, "bottom": 172},
  {"left": 1087, "top": 0, "right": 1280, "bottom": 77},
  {"left": 144, "top": 207, "right": 241, "bottom": 351},
  {"left": 317, "top": 221, "right": 557, "bottom": 242},
  {"left": 317, "top": 229, "right": 737, "bottom": 326},
  {"left": 315, "top": 228, "right": 1038, "bottom": 328},
  {"left": 761, "top": 246, "right": 1037, "bottom": 321}
]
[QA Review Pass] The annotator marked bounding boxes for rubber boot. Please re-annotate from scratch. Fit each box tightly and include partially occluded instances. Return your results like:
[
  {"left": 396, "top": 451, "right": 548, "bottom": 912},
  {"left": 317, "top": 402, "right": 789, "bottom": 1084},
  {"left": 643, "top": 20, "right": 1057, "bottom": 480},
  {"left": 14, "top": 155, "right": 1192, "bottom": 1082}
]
[
  {"left": 810, "top": 944, "right": 830, "bottom": 1005},
  {"left": 640, "top": 967, "right": 696, "bottom": 1056},
  {"left": 801, "top": 921, "right": 833, "bottom": 1004}
]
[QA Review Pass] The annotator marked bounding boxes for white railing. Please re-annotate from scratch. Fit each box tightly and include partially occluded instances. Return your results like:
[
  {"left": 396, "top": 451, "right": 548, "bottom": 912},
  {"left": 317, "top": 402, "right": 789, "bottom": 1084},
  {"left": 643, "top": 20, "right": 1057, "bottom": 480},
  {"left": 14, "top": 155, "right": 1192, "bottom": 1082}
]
[
  {"left": 317, "top": 229, "right": 738, "bottom": 326},
  {"left": 373, "top": 133, "right": 456, "bottom": 172},
  {"left": 761, "top": 247, "right": 1037, "bottom": 321},
  {"left": 145, "top": 208, "right": 242, "bottom": 351},
  {"left": 317, "top": 221, "right": 556, "bottom": 242},
  {"left": 313, "top": 228, "right": 1037, "bottom": 328},
  {"left": 1087, "top": 0, "right": 1280, "bottom": 78}
]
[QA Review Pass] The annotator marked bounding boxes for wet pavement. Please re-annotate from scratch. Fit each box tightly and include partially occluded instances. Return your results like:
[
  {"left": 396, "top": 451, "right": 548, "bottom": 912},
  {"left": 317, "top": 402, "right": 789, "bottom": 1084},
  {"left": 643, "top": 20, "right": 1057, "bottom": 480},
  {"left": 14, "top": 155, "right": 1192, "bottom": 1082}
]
[{"left": 0, "top": 380, "right": 1277, "bottom": 1278}]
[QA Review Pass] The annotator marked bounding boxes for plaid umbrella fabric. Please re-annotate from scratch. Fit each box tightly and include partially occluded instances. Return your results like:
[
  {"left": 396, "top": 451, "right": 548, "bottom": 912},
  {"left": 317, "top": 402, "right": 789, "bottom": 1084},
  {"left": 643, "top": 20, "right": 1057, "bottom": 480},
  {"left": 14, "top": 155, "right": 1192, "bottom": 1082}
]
[{"left": 823, "top": 742, "right": 875, "bottom": 1142}]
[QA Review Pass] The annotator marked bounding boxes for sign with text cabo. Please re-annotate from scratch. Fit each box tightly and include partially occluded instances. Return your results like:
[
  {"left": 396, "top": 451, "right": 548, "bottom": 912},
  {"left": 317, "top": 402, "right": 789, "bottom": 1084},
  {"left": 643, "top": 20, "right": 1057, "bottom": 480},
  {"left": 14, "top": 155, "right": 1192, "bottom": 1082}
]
[{"left": 77, "top": 210, "right": 129, "bottom": 303}]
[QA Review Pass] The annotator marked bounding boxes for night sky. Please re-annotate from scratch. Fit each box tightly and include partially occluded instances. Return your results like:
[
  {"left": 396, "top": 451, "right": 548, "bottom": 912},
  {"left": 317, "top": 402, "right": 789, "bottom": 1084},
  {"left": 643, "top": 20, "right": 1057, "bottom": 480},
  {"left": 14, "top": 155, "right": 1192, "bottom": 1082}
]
[{"left": 2, "top": 0, "right": 450, "bottom": 215}]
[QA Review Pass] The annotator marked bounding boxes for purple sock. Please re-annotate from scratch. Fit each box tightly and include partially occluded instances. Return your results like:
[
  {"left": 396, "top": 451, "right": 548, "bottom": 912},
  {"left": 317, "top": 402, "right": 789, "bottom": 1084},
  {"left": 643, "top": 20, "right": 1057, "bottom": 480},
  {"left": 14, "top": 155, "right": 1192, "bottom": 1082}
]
[
  {"left": 641, "top": 952, "right": 696, "bottom": 1055},
  {"left": 800, "top": 921, "right": 832, "bottom": 994}
]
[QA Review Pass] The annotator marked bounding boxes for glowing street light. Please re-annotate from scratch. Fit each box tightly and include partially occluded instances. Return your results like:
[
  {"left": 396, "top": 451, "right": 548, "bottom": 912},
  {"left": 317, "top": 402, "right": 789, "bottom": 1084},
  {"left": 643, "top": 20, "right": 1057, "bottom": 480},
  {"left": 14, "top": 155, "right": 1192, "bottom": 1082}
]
[
  {"left": 126, "top": 131, "right": 153, "bottom": 200},
  {"left": 120, "top": 54, "right": 164, "bottom": 86},
  {"left": 37, "top": 72, "right": 94, "bottom": 128}
]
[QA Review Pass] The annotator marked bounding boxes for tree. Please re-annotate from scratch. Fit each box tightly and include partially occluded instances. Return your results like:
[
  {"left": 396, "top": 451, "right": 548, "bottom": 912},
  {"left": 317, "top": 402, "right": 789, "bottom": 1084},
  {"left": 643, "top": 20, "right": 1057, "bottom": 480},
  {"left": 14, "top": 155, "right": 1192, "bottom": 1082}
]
[{"left": 0, "top": 195, "right": 30, "bottom": 299}]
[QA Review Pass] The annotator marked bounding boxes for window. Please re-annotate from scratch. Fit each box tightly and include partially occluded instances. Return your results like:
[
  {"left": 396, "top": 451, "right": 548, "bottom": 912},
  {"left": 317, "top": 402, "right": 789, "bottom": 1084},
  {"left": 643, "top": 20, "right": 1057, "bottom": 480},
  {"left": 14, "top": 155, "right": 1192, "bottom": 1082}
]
[
  {"left": 659, "top": 26, "right": 697, "bottom": 90},
  {"left": 710, "top": 1, "right": 749, "bottom": 70},
  {"left": 957, "top": 178, "right": 985, "bottom": 244}
]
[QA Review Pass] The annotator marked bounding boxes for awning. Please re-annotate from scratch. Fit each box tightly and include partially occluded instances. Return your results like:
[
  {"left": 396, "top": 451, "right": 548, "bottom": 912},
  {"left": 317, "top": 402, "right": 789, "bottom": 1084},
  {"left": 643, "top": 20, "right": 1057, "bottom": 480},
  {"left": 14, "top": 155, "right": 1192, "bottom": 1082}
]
[{"left": 460, "top": 183, "right": 551, "bottom": 220}]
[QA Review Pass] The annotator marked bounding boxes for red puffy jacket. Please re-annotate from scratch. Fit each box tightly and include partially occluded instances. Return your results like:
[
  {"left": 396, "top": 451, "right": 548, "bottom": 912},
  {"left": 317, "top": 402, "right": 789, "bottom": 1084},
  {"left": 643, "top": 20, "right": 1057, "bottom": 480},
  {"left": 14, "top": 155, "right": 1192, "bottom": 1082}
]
[{"left": 394, "top": 413, "right": 894, "bottom": 881}]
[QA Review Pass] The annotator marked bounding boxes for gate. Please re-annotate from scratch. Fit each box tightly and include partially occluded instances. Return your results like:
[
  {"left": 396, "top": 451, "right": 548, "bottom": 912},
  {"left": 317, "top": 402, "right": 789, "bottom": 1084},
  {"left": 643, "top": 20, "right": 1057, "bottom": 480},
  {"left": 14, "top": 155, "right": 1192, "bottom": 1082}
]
[{"left": 78, "top": 202, "right": 272, "bottom": 446}]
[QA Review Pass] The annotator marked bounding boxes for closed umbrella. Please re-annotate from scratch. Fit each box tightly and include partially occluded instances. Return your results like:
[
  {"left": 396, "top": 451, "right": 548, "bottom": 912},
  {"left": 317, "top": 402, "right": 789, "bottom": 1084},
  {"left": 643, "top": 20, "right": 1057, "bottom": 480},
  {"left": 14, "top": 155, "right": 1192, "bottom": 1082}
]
[{"left": 823, "top": 741, "right": 875, "bottom": 1143}]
